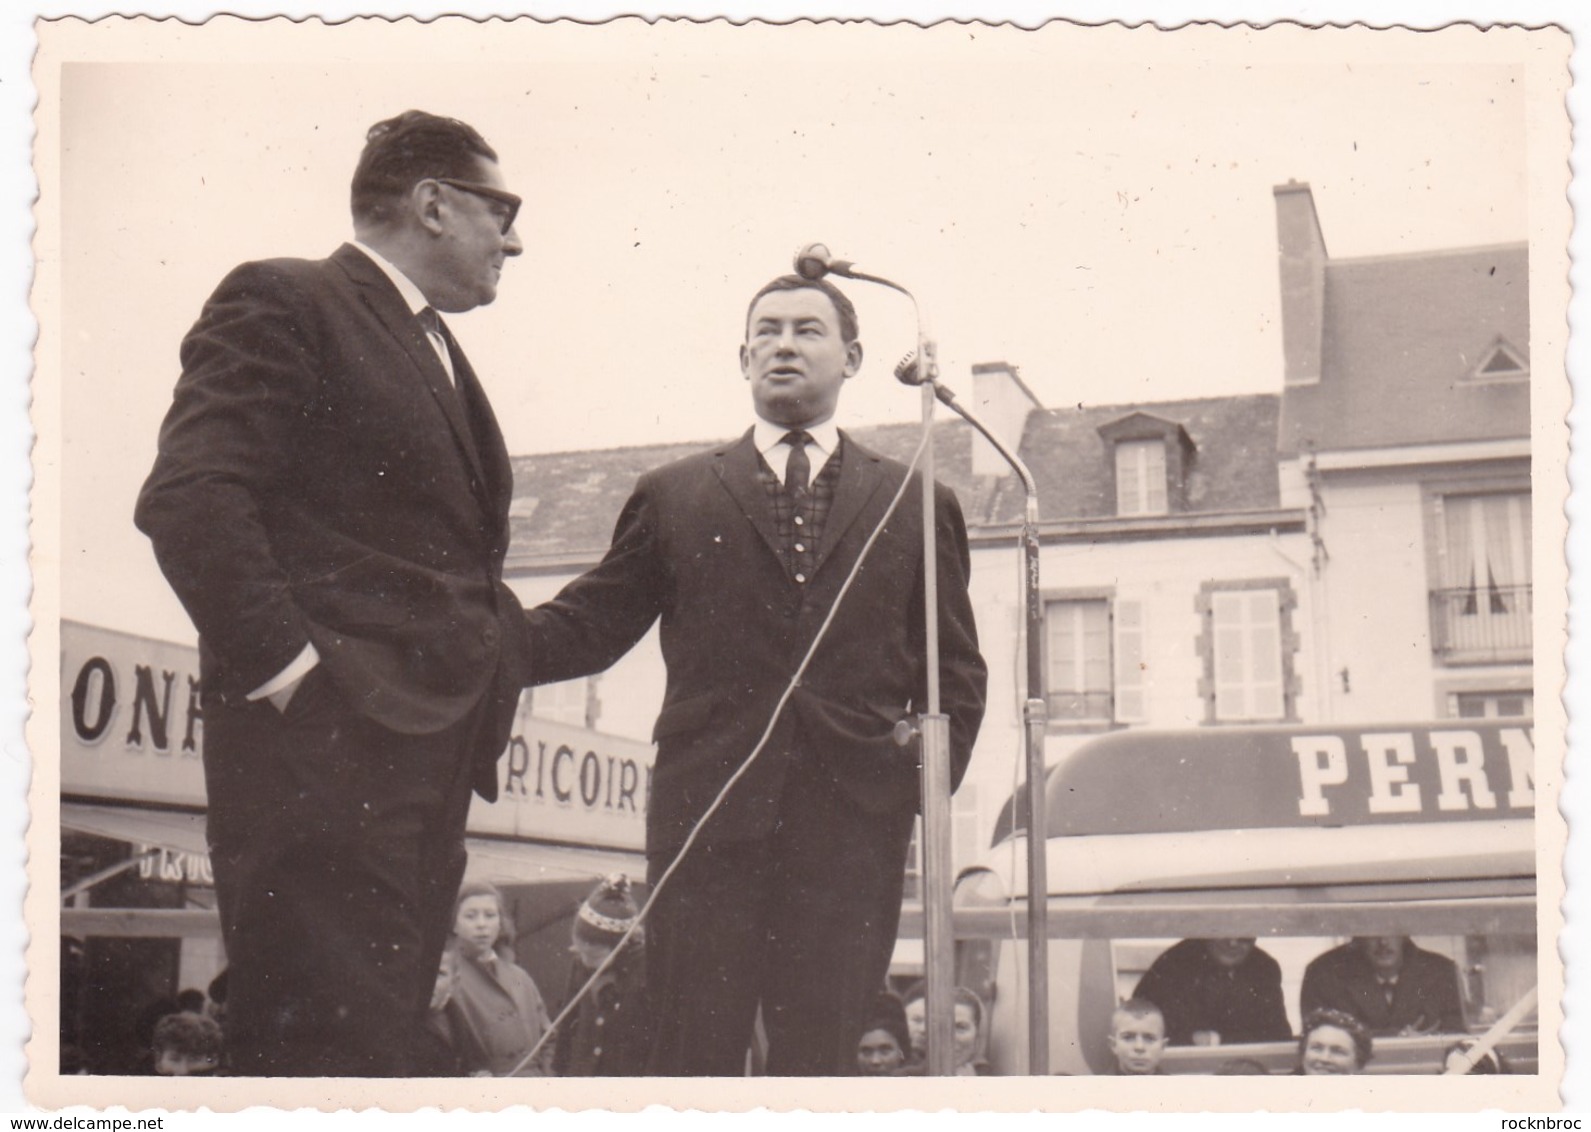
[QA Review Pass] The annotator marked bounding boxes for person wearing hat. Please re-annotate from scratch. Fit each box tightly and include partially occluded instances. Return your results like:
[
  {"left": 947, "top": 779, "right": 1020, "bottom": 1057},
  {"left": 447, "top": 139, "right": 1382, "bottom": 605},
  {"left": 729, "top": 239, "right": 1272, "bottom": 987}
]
[{"left": 553, "top": 874, "right": 653, "bottom": 1077}]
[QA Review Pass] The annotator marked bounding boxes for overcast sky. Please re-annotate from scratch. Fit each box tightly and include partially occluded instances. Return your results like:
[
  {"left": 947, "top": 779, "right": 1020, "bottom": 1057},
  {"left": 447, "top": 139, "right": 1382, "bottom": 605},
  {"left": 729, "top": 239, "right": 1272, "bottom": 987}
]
[{"left": 44, "top": 18, "right": 1542, "bottom": 641}]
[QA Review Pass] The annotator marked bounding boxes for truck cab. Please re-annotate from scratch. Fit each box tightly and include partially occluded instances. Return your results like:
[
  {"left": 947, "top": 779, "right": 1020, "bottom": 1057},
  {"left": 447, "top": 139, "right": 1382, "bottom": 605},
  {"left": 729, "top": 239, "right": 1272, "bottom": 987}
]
[{"left": 952, "top": 722, "right": 1537, "bottom": 1075}]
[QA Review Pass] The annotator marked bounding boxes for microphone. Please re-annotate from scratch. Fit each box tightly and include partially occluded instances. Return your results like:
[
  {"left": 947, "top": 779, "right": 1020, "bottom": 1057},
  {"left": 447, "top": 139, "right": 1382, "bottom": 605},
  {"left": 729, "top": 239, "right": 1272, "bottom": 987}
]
[
  {"left": 793, "top": 242, "right": 856, "bottom": 281},
  {"left": 894, "top": 351, "right": 925, "bottom": 386},
  {"left": 896, "top": 349, "right": 954, "bottom": 393}
]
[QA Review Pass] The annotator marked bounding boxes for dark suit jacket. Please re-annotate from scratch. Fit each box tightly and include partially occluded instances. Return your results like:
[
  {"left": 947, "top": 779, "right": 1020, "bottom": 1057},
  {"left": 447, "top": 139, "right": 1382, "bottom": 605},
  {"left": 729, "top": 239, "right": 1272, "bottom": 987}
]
[
  {"left": 524, "top": 429, "right": 988, "bottom": 852},
  {"left": 1300, "top": 941, "right": 1467, "bottom": 1036},
  {"left": 135, "top": 243, "right": 528, "bottom": 799},
  {"left": 1132, "top": 939, "right": 1293, "bottom": 1045}
]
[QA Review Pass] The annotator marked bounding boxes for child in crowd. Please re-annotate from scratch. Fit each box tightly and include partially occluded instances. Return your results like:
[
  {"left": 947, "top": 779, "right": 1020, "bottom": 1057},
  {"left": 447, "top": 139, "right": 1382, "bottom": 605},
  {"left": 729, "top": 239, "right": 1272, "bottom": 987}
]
[
  {"left": 1105, "top": 998, "right": 1169, "bottom": 1076},
  {"left": 446, "top": 880, "right": 554, "bottom": 1076},
  {"left": 553, "top": 874, "right": 652, "bottom": 1076}
]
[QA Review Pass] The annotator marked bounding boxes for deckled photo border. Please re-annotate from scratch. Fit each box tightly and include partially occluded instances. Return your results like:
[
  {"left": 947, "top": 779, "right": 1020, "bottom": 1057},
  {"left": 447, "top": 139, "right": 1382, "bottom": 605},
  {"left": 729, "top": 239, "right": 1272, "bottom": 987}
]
[{"left": 9, "top": 3, "right": 1581, "bottom": 1115}]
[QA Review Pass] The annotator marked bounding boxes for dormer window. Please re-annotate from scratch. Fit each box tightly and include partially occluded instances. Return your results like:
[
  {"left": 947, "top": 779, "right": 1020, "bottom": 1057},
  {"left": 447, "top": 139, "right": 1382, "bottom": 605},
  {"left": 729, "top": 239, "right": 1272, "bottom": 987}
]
[
  {"left": 1468, "top": 339, "right": 1528, "bottom": 383},
  {"left": 1115, "top": 438, "right": 1168, "bottom": 516},
  {"left": 1098, "top": 411, "right": 1194, "bottom": 517}
]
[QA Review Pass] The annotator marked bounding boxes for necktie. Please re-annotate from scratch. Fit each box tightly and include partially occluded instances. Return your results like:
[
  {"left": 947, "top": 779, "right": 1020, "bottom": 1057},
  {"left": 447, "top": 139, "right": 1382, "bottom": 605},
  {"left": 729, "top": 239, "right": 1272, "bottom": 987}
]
[
  {"left": 417, "top": 306, "right": 455, "bottom": 386},
  {"left": 782, "top": 430, "right": 811, "bottom": 495}
]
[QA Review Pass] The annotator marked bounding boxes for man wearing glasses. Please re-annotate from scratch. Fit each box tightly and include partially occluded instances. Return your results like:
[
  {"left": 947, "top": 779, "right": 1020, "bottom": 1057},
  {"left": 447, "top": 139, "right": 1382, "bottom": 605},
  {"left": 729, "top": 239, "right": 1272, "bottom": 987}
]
[{"left": 137, "top": 111, "right": 530, "bottom": 1076}]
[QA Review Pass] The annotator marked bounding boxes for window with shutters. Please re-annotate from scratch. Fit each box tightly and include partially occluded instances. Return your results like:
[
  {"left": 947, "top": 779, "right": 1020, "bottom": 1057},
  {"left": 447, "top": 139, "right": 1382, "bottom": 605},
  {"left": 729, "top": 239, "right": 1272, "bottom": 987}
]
[
  {"left": 1195, "top": 579, "right": 1299, "bottom": 724},
  {"left": 1042, "top": 593, "right": 1148, "bottom": 726}
]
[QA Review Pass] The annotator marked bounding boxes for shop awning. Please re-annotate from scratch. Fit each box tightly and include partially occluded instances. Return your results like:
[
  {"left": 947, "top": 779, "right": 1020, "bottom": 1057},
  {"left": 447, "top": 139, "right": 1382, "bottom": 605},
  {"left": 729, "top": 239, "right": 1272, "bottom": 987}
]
[
  {"left": 61, "top": 802, "right": 209, "bottom": 858},
  {"left": 60, "top": 805, "right": 643, "bottom": 885},
  {"left": 463, "top": 837, "right": 644, "bottom": 888},
  {"left": 57, "top": 805, "right": 643, "bottom": 939}
]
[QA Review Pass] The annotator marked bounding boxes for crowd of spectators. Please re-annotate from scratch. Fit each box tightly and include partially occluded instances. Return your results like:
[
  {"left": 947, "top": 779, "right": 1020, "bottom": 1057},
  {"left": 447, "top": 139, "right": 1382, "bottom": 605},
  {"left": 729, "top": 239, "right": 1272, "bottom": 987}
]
[
  {"left": 848, "top": 933, "right": 1500, "bottom": 1077},
  {"left": 81, "top": 874, "right": 657, "bottom": 1079},
  {"left": 86, "top": 924, "right": 1501, "bottom": 1078},
  {"left": 1109, "top": 933, "right": 1490, "bottom": 1076}
]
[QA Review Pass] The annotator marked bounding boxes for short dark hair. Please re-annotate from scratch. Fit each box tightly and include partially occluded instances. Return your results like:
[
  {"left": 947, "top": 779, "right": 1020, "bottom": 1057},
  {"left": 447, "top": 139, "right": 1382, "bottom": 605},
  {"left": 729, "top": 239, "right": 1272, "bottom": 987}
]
[
  {"left": 1299, "top": 1007, "right": 1373, "bottom": 1069},
  {"left": 1112, "top": 997, "right": 1165, "bottom": 1027},
  {"left": 861, "top": 989, "right": 911, "bottom": 1057},
  {"left": 351, "top": 110, "right": 499, "bottom": 227},
  {"left": 745, "top": 275, "right": 859, "bottom": 344}
]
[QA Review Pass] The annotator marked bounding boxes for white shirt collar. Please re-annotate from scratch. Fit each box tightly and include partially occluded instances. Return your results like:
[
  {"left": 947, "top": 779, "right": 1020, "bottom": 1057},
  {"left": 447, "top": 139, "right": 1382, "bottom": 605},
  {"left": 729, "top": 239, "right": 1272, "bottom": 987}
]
[
  {"left": 753, "top": 417, "right": 840, "bottom": 461},
  {"left": 352, "top": 240, "right": 429, "bottom": 316}
]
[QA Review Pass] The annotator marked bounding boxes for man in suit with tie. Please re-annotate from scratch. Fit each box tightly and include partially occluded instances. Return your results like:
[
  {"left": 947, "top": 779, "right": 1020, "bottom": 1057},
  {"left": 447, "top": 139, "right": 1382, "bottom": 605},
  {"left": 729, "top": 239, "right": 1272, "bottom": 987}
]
[
  {"left": 135, "top": 111, "right": 530, "bottom": 1076},
  {"left": 525, "top": 274, "right": 988, "bottom": 1075}
]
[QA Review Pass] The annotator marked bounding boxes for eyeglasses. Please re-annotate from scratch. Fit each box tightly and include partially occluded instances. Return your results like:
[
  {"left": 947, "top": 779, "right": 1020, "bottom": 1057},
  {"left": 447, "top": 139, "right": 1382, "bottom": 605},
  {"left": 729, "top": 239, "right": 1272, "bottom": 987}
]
[{"left": 433, "top": 177, "right": 522, "bottom": 235}]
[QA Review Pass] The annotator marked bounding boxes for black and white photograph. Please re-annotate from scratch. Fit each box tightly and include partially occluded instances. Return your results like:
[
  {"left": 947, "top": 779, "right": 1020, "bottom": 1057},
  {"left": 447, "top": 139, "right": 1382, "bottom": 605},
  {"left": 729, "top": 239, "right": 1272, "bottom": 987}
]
[{"left": 10, "top": 5, "right": 1578, "bottom": 1116}]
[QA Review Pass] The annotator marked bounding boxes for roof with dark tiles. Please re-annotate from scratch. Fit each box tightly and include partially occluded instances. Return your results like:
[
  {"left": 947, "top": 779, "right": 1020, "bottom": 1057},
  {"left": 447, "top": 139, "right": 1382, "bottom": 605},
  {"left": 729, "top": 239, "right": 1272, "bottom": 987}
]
[
  {"left": 1279, "top": 243, "right": 1530, "bottom": 457},
  {"left": 506, "top": 393, "right": 1284, "bottom": 569},
  {"left": 985, "top": 394, "right": 1283, "bottom": 526}
]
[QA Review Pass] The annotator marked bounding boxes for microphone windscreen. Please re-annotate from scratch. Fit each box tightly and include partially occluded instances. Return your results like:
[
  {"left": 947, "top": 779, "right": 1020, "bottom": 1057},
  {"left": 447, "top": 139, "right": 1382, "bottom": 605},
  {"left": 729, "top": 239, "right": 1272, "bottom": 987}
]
[{"left": 794, "top": 242, "right": 832, "bottom": 280}]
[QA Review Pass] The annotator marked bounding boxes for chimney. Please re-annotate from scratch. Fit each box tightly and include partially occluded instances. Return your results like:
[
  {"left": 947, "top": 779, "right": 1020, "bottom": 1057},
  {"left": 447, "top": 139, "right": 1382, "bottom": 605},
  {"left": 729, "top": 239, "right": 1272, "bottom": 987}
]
[
  {"left": 1273, "top": 180, "right": 1327, "bottom": 386},
  {"left": 970, "top": 362, "right": 1042, "bottom": 477}
]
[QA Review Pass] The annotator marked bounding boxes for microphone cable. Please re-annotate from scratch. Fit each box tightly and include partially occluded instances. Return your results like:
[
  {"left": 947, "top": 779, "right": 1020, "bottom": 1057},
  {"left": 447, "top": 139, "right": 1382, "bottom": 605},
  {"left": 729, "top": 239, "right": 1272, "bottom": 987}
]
[{"left": 504, "top": 426, "right": 935, "bottom": 1077}]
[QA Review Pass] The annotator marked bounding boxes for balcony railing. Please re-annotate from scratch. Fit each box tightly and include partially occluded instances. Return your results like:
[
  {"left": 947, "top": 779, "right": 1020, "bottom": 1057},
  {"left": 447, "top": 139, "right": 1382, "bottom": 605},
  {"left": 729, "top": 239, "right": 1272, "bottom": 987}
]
[
  {"left": 1430, "top": 585, "right": 1533, "bottom": 663},
  {"left": 1045, "top": 690, "right": 1113, "bottom": 721}
]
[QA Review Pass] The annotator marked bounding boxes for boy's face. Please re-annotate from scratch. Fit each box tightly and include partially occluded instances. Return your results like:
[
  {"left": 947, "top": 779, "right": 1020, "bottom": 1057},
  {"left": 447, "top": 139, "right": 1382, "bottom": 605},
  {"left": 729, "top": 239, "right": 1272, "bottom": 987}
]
[
  {"left": 1107, "top": 1009, "right": 1167, "bottom": 1075},
  {"left": 155, "top": 1049, "right": 218, "bottom": 1076}
]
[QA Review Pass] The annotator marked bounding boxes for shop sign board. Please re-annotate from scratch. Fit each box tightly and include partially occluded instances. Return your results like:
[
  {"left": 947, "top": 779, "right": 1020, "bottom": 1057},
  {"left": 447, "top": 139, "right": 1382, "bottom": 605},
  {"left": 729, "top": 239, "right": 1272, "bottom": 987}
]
[{"left": 61, "top": 619, "right": 653, "bottom": 853}]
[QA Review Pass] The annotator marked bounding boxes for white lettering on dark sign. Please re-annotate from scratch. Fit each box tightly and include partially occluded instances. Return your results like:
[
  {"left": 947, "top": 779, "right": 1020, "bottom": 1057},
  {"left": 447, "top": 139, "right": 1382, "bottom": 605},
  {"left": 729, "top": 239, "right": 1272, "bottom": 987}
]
[
  {"left": 135, "top": 844, "right": 214, "bottom": 886},
  {"left": 1293, "top": 728, "right": 1533, "bottom": 820}
]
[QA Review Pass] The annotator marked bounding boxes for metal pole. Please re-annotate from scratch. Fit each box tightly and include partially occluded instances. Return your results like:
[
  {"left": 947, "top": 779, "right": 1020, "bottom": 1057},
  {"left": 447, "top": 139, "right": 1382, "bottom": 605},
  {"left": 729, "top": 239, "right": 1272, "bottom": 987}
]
[
  {"left": 918, "top": 374, "right": 958, "bottom": 1077},
  {"left": 1021, "top": 498, "right": 1050, "bottom": 1075},
  {"left": 926, "top": 379, "right": 1050, "bottom": 1075}
]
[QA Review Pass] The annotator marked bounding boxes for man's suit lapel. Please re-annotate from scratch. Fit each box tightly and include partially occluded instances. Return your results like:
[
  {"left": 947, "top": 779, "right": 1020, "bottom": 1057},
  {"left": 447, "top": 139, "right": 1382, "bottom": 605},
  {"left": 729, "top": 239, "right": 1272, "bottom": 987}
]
[
  {"left": 714, "top": 431, "right": 787, "bottom": 568},
  {"left": 811, "top": 431, "right": 886, "bottom": 578},
  {"left": 440, "top": 322, "right": 513, "bottom": 528},
  {"left": 330, "top": 244, "right": 491, "bottom": 498}
]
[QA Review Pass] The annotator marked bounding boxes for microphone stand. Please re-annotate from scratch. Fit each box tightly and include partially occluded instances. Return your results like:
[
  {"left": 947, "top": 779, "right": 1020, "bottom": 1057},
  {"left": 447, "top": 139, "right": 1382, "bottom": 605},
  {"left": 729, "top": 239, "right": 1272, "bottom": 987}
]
[
  {"left": 927, "top": 378, "right": 1050, "bottom": 1076},
  {"left": 844, "top": 264, "right": 955, "bottom": 1078},
  {"left": 911, "top": 338, "right": 957, "bottom": 1080},
  {"left": 793, "top": 248, "right": 1049, "bottom": 1076}
]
